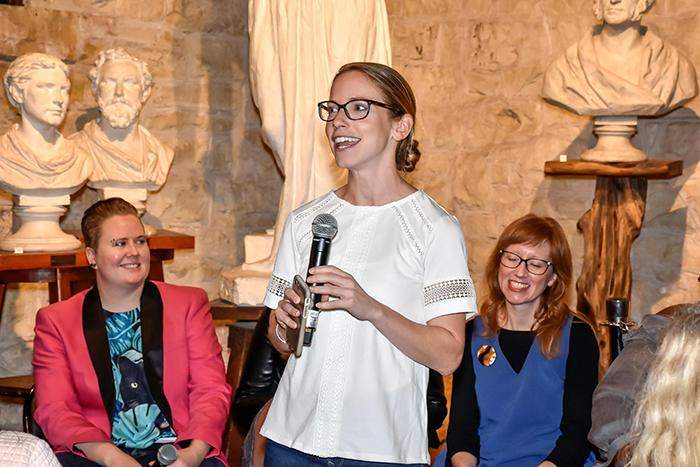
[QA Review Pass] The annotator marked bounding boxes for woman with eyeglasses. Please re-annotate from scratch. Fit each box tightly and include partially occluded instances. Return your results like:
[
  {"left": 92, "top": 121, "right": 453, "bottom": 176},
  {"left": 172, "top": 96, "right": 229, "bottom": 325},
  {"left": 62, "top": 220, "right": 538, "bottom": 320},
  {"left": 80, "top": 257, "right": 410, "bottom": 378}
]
[
  {"left": 445, "top": 214, "right": 598, "bottom": 467},
  {"left": 261, "top": 62, "right": 477, "bottom": 466},
  {"left": 33, "top": 198, "right": 231, "bottom": 467}
]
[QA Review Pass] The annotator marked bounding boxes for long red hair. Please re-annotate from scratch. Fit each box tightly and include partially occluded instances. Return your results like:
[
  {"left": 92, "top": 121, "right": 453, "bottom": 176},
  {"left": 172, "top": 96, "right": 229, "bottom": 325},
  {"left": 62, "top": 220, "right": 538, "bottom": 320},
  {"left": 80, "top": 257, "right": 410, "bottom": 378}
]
[{"left": 481, "top": 214, "right": 573, "bottom": 358}]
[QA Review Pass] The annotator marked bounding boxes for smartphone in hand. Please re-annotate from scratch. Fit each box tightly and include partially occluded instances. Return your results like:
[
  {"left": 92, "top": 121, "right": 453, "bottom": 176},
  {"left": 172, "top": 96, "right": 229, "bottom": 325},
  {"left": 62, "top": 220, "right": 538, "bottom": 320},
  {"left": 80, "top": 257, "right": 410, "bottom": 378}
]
[{"left": 287, "top": 275, "right": 312, "bottom": 357}]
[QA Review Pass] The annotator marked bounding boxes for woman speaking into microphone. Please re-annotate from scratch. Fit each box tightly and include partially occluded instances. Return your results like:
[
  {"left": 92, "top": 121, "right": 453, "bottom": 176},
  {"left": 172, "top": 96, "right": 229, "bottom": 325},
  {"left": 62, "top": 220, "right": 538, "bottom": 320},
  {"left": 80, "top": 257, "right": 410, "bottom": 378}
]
[{"left": 263, "top": 62, "right": 477, "bottom": 466}]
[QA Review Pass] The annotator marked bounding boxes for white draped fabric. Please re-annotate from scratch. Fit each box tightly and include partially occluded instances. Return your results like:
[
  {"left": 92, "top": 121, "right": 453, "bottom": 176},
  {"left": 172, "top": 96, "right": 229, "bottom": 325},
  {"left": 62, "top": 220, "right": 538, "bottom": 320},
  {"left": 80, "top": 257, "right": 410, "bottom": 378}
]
[{"left": 248, "top": 0, "right": 392, "bottom": 264}]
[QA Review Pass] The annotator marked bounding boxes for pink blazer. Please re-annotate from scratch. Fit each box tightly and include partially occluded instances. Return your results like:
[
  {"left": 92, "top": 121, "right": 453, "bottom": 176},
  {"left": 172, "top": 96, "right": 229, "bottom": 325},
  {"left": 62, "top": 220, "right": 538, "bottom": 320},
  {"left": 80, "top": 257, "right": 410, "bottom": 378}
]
[{"left": 33, "top": 280, "right": 232, "bottom": 465}]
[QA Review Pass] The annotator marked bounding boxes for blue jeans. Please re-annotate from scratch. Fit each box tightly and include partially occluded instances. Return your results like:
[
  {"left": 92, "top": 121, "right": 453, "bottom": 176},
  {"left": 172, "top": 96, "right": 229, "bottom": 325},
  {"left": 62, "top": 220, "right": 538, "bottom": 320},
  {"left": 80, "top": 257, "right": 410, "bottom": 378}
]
[{"left": 264, "top": 439, "right": 429, "bottom": 467}]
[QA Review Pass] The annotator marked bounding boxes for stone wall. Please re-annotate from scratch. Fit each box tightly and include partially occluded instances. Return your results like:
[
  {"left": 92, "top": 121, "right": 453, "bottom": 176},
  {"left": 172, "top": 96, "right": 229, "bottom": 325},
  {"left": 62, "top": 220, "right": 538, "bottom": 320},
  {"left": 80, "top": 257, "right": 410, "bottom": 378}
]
[
  {"left": 0, "top": 0, "right": 281, "bottom": 387},
  {"left": 0, "top": 0, "right": 698, "bottom": 431},
  {"left": 386, "top": 0, "right": 700, "bottom": 321}
]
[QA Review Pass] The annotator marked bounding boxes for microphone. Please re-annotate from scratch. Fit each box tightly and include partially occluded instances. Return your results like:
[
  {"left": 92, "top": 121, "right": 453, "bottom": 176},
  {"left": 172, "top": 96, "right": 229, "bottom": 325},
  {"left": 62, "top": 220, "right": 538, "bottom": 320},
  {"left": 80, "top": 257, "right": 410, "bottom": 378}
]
[
  {"left": 156, "top": 444, "right": 178, "bottom": 466},
  {"left": 303, "top": 213, "right": 338, "bottom": 346}
]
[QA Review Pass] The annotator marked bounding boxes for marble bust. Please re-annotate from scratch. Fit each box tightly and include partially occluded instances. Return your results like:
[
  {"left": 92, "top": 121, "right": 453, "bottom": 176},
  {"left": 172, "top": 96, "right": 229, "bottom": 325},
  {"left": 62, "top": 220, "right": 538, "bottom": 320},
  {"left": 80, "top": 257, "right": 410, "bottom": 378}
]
[
  {"left": 542, "top": 0, "right": 698, "bottom": 162},
  {"left": 543, "top": 0, "right": 697, "bottom": 117},
  {"left": 0, "top": 53, "right": 91, "bottom": 193},
  {"left": 0, "top": 53, "right": 92, "bottom": 251},
  {"left": 71, "top": 48, "right": 173, "bottom": 234},
  {"left": 71, "top": 48, "right": 173, "bottom": 190}
]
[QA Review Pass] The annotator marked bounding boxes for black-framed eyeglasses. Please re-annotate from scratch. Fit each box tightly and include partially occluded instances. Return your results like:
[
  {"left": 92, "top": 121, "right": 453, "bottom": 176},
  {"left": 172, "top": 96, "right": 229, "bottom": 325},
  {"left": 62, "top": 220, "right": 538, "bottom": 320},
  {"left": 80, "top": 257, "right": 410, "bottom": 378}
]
[
  {"left": 499, "top": 250, "right": 553, "bottom": 275},
  {"left": 317, "top": 99, "right": 399, "bottom": 122}
]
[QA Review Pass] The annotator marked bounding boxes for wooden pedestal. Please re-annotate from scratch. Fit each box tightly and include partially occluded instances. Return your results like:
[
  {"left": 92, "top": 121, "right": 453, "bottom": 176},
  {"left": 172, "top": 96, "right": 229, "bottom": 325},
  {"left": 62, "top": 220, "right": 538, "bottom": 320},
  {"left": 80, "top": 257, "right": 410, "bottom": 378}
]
[{"left": 544, "top": 160, "right": 682, "bottom": 367}]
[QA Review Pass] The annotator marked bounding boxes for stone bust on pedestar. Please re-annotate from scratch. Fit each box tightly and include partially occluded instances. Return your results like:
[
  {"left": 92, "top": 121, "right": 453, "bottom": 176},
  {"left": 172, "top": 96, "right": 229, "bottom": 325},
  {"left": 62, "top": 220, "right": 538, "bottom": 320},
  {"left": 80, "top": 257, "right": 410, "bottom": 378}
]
[
  {"left": 71, "top": 48, "right": 173, "bottom": 191},
  {"left": 543, "top": 0, "right": 697, "bottom": 117},
  {"left": 0, "top": 53, "right": 92, "bottom": 251},
  {"left": 0, "top": 53, "right": 92, "bottom": 193}
]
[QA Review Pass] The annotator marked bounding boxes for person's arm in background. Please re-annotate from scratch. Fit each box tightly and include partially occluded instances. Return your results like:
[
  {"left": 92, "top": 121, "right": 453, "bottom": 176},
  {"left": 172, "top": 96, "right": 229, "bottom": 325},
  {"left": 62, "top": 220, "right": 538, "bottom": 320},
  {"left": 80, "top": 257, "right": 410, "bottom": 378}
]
[
  {"left": 446, "top": 319, "right": 479, "bottom": 467},
  {"left": 427, "top": 368, "right": 448, "bottom": 449},
  {"left": 544, "top": 320, "right": 599, "bottom": 466}
]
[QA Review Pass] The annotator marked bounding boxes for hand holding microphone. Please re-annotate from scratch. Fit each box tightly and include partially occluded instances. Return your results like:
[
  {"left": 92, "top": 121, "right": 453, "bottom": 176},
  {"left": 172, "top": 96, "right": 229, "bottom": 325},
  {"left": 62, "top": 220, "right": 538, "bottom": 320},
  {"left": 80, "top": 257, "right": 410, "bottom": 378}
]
[
  {"left": 303, "top": 213, "right": 382, "bottom": 332},
  {"left": 272, "top": 212, "right": 382, "bottom": 349},
  {"left": 307, "top": 265, "right": 384, "bottom": 323},
  {"left": 303, "top": 213, "right": 338, "bottom": 345},
  {"left": 154, "top": 441, "right": 209, "bottom": 467},
  {"left": 268, "top": 213, "right": 338, "bottom": 352}
]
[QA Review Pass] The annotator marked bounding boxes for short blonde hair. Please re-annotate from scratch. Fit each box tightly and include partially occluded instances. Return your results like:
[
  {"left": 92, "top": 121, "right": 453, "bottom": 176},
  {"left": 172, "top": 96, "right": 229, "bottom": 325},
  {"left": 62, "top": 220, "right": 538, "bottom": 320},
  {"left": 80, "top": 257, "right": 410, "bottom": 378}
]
[
  {"left": 593, "top": 0, "right": 655, "bottom": 22},
  {"left": 627, "top": 306, "right": 700, "bottom": 466},
  {"left": 3, "top": 53, "right": 70, "bottom": 109}
]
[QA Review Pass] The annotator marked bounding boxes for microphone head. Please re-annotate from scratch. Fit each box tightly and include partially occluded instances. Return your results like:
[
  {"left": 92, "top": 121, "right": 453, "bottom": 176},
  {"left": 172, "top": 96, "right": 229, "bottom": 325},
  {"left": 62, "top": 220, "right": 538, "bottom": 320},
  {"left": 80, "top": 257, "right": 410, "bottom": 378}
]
[
  {"left": 312, "top": 213, "right": 338, "bottom": 240},
  {"left": 157, "top": 444, "right": 178, "bottom": 465}
]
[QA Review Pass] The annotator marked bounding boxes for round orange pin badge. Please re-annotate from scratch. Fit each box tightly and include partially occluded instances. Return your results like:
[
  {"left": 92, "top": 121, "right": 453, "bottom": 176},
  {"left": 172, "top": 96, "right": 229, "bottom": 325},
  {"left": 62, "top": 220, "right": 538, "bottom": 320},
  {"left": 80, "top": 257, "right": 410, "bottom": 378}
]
[{"left": 477, "top": 344, "right": 497, "bottom": 366}]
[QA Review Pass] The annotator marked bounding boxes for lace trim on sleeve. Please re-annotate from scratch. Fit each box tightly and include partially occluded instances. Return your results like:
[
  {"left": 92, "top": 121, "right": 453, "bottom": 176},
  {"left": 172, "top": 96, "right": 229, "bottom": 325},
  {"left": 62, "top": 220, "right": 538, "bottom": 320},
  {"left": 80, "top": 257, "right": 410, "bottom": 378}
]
[
  {"left": 424, "top": 278, "right": 475, "bottom": 306},
  {"left": 267, "top": 274, "right": 291, "bottom": 298}
]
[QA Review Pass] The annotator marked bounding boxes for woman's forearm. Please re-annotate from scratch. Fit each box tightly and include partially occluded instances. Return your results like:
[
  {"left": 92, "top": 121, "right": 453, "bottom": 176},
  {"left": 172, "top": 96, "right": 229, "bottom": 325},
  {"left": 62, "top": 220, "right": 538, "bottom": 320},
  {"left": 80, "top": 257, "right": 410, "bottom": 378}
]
[
  {"left": 307, "top": 265, "right": 466, "bottom": 374},
  {"left": 370, "top": 304, "right": 465, "bottom": 375},
  {"left": 75, "top": 441, "right": 134, "bottom": 466}
]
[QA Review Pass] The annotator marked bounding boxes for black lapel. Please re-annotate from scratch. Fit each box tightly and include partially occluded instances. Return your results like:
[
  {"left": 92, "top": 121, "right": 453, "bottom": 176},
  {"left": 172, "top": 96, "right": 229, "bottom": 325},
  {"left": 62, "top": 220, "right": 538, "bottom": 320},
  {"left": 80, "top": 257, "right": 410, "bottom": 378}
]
[
  {"left": 140, "top": 280, "right": 174, "bottom": 427},
  {"left": 82, "top": 287, "right": 115, "bottom": 423}
]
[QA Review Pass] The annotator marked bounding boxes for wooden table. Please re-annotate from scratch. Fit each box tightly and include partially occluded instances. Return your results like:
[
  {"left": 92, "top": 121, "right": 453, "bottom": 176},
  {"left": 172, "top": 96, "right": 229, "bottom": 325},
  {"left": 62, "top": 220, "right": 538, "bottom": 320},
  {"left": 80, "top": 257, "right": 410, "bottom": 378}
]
[
  {"left": 0, "top": 230, "right": 194, "bottom": 324},
  {"left": 545, "top": 160, "right": 682, "bottom": 367}
]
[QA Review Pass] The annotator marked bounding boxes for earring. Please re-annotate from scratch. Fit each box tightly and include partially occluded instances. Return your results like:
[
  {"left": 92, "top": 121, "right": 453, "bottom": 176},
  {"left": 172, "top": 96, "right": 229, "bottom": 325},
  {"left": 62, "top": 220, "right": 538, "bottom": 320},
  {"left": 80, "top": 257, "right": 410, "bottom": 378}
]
[{"left": 89, "top": 263, "right": 97, "bottom": 270}]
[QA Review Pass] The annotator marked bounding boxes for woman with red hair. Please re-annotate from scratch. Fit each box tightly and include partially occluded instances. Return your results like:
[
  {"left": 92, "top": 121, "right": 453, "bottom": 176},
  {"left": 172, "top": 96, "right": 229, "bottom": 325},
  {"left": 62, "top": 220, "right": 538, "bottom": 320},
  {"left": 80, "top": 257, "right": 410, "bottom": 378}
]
[{"left": 446, "top": 214, "right": 598, "bottom": 467}]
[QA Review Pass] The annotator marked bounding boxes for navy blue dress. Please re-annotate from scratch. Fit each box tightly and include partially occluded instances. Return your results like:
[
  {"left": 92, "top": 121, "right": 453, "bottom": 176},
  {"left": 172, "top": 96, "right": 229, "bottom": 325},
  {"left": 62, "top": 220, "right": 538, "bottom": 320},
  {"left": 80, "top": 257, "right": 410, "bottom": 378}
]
[{"left": 445, "top": 316, "right": 598, "bottom": 466}]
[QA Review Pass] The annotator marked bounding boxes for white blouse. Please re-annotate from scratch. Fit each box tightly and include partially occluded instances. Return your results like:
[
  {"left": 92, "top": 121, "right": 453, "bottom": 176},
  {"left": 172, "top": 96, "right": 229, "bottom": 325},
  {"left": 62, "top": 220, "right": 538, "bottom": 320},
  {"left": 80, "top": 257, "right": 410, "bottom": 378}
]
[{"left": 261, "top": 190, "right": 477, "bottom": 464}]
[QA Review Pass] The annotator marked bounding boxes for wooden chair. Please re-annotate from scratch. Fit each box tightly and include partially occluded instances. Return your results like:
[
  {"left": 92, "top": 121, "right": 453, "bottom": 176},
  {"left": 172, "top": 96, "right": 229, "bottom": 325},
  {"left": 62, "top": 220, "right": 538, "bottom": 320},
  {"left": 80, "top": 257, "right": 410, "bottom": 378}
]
[
  {"left": 0, "top": 374, "right": 34, "bottom": 433},
  {"left": 207, "top": 300, "right": 266, "bottom": 467}
]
